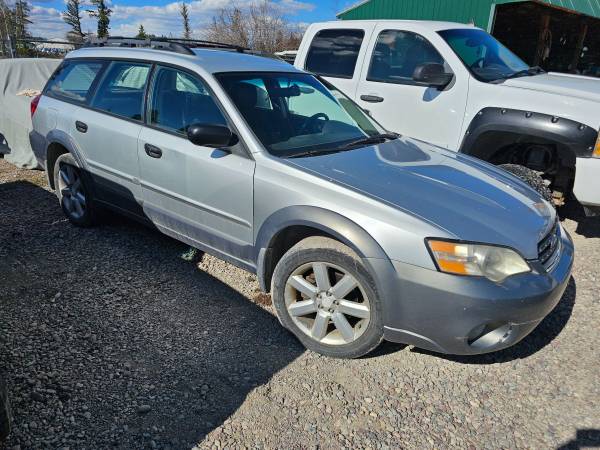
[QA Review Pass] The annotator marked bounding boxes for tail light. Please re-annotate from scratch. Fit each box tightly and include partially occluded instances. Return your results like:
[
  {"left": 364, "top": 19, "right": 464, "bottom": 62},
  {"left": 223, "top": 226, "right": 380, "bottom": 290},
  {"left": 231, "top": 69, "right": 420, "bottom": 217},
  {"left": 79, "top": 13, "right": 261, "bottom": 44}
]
[{"left": 30, "top": 94, "right": 41, "bottom": 118}]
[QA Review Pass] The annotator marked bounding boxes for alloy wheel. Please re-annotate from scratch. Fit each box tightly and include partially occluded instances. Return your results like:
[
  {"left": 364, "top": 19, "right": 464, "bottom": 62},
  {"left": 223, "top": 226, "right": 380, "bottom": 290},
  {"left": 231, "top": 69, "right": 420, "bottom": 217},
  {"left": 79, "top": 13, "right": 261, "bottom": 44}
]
[
  {"left": 58, "top": 164, "right": 87, "bottom": 220},
  {"left": 284, "top": 262, "right": 371, "bottom": 346}
]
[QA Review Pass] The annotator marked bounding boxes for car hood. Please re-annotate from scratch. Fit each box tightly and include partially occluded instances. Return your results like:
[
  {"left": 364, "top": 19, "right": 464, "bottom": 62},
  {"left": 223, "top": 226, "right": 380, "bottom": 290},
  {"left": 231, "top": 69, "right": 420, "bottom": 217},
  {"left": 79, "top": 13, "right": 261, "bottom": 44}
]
[
  {"left": 286, "top": 137, "right": 555, "bottom": 259},
  {"left": 504, "top": 72, "right": 600, "bottom": 103}
]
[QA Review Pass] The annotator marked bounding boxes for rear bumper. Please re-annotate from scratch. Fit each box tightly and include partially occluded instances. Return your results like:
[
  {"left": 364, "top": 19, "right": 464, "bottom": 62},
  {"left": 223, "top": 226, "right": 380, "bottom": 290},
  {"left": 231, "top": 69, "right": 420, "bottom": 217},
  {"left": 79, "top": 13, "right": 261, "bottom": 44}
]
[
  {"left": 381, "top": 226, "right": 574, "bottom": 355},
  {"left": 574, "top": 157, "right": 600, "bottom": 212}
]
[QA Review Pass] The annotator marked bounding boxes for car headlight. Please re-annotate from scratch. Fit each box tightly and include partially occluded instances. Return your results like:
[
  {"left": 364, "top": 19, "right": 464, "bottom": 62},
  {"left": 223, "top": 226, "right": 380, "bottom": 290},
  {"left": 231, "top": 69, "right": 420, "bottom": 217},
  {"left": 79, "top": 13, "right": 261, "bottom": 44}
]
[{"left": 426, "top": 239, "right": 531, "bottom": 282}]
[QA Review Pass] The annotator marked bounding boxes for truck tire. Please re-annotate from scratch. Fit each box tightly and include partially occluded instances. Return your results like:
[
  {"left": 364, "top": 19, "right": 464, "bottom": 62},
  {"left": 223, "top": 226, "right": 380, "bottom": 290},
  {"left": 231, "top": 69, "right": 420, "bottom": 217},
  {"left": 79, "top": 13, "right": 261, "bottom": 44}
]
[
  {"left": 0, "top": 377, "right": 10, "bottom": 442},
  {"left": 499, "top": 164, "right": 554, "bottom": 204}
]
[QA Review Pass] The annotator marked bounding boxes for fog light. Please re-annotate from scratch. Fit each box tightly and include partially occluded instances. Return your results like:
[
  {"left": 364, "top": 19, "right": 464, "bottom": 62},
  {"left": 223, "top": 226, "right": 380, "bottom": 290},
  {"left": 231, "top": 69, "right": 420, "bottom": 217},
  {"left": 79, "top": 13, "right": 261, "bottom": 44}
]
[{"left": 467, "top": 322, "right": 512, "bottom": 350}]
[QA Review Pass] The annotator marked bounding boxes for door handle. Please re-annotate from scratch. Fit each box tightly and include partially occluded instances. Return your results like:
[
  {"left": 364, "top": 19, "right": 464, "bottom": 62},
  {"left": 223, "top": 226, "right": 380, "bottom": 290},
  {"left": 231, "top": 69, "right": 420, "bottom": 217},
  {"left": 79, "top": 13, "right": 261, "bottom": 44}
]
[
  {"left": 360, "top": 94, "right": 384, "bottom": 103},
  {"left": 144, "top": 143, "right": 163, "bottom": 159},
  {"left": 75, "top": 121, "right": 88, "bottom": 133}
]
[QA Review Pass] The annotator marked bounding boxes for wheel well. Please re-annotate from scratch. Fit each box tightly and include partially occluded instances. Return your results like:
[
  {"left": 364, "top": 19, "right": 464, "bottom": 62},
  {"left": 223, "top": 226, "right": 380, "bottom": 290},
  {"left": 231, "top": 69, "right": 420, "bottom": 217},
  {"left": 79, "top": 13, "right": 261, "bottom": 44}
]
[
  {"left": 46, "top": 143, "right": 69, "bottom": 190},
  {"left": 465, "top": 131, "right": 576, "bottom": 191},
  {"left": 262, "top": 225, "right": 338, "bottom": 292}
]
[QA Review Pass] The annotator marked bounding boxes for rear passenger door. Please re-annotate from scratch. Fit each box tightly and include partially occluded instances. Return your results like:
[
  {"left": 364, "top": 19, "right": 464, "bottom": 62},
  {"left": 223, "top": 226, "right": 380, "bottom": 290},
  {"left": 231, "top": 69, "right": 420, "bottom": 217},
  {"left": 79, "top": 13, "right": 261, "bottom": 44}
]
[
  {"left": 137, "top": 65, "right": 255, "bottom": 266},
  {"left": 74, "top": 61, "right": 152, "bottom": 215}
]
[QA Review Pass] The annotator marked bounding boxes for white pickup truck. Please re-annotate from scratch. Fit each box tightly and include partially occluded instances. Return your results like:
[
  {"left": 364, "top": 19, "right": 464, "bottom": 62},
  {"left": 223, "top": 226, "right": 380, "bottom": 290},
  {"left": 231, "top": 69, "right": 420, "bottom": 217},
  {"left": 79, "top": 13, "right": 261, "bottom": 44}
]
[{"left": 295, "top": 20, "right": 600, "bottom": 215}]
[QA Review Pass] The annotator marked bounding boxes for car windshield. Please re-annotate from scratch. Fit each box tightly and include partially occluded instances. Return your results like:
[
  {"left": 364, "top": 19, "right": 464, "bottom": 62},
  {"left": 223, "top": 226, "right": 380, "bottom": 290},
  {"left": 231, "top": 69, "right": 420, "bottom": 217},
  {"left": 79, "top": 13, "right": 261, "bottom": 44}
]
[
  {"left": 439, "top": 28, "right": 533, "bottom": 82},
  {"left": 216, "top": 72, "right": 382, "bottom": 157}
]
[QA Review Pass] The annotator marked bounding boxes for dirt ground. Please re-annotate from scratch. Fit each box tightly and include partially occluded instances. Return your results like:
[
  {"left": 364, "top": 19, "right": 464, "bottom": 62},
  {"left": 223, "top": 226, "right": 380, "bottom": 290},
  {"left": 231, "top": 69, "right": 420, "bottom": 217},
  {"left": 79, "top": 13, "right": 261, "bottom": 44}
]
[{"left": 0, "top": 158, "right": 599, "bottom": 449}]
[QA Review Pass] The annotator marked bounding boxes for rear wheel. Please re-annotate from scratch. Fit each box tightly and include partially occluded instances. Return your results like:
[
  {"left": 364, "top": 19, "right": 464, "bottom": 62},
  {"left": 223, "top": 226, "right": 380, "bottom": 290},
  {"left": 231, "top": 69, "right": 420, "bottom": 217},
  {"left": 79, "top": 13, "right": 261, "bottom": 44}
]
[
  {"left": 499, "top": 163, "right": 554, "bottom": 204},
  {"left": 53, "top": 153, "right": 97, "bottom": 226},
  {"left": 271, "top": 236, "right": 384, "bottom": 359}
]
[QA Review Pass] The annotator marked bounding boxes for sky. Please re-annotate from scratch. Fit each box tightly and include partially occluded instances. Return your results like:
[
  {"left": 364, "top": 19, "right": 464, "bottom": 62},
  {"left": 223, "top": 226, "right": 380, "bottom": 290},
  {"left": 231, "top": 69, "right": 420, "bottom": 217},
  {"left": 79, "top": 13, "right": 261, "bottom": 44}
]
[{"left": 28, "top": 0, "right": 357, "bottom": 40}]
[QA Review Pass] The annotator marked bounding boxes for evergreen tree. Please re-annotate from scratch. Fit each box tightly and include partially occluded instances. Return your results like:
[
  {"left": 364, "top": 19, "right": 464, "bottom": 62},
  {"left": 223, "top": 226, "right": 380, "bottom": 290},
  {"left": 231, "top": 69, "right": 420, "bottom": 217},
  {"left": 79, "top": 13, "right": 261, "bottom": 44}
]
[
  {"left": 179, "top": 2, "right": 191, "bottom": 39},
  {"left": 63, "top": 0, "right": 85, "bottom": 42},
  {"left": 13, "top": 1, "right": 31, "bottom": 40},
  {"left": 88, "top": 0, "right": 111, "bottom": 38},
  {"left": 136, "top": 24, "right": 147, "bottom": 39}
]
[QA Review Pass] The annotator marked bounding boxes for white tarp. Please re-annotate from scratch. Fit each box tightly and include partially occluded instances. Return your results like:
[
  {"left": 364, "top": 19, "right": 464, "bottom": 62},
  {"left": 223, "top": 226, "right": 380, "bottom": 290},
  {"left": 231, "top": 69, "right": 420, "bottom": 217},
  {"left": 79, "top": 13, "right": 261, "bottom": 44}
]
[{"left": 0, "top": 58, "right": 61, "bottom": 169}]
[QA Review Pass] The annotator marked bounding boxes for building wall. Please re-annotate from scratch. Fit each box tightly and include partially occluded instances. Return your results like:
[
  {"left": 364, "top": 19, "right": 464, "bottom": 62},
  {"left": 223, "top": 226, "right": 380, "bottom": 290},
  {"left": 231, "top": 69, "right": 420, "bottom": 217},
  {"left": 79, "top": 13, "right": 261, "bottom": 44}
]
[{"left": 338, "top": 0, "right": 600, "bottom": 31}]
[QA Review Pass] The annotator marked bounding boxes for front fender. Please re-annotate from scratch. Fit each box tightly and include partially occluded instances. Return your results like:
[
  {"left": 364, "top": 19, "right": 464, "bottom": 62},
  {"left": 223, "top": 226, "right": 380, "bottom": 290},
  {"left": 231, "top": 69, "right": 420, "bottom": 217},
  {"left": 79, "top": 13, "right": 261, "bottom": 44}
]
[{"left": 254, "top": 206, "right": 401, "bottom": 327}]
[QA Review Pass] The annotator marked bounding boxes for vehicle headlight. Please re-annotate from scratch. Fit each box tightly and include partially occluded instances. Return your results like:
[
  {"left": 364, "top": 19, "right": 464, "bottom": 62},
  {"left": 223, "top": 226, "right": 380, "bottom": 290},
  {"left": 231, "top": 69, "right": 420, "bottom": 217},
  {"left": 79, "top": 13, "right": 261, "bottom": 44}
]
[
  {"left": 426, "top": 239, "right": 531, "bottom": 282},
  {"left": 593, "top": 131, "right": 600, "bottom": 158}
]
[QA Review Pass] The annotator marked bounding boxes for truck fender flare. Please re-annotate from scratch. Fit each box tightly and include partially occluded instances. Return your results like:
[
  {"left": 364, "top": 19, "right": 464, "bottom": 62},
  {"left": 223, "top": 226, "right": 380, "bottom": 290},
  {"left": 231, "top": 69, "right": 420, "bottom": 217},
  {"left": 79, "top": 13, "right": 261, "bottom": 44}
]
[{"left": 459, "top": 107, "right": 597, "bottom": 160}]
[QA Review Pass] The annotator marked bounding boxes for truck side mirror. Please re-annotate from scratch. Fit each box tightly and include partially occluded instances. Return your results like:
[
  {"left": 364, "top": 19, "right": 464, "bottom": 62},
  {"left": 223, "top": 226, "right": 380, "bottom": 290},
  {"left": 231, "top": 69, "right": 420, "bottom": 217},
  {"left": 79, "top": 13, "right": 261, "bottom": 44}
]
[{"left": 413, "top": 63, "right": 453, "bottom": 90}]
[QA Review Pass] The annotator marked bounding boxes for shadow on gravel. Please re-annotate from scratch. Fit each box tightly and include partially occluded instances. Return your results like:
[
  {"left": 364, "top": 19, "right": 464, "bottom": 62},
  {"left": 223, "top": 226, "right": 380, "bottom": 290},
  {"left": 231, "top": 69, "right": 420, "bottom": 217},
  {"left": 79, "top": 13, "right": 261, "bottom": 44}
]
[
  {"left": 556, "top": 429, "right": 600, "bottom": 450},
  {"left": 559, "top": 198, "right": 600, "bottom": 238},
  {"left": 413, "top": 277, "right": 577, "bottom": 365},
  {"left": 0, "top": 180, "right": 304, "bottom": 449}
]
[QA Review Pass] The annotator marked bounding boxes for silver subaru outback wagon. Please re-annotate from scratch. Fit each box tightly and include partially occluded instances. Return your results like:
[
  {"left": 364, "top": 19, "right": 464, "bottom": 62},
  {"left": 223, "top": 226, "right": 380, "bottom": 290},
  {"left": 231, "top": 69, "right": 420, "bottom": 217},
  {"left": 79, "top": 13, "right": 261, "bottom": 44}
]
[{"left": 30, "top": 40, "right": 573, "bottom": 359}]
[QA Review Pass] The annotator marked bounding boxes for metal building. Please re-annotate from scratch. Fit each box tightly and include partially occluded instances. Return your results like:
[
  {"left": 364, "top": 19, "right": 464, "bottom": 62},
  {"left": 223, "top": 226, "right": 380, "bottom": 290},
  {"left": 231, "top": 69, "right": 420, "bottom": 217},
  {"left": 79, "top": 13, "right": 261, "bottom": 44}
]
[{"left": 338, "top": 0, "right": 600, "bottom": 76}]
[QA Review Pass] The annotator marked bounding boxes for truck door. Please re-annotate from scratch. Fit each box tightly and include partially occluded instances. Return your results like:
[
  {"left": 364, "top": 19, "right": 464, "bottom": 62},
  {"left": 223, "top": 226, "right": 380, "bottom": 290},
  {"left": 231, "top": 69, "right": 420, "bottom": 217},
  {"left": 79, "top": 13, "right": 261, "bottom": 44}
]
[{"left": 355, "top": 25, "right": 469, "bottom": 150}]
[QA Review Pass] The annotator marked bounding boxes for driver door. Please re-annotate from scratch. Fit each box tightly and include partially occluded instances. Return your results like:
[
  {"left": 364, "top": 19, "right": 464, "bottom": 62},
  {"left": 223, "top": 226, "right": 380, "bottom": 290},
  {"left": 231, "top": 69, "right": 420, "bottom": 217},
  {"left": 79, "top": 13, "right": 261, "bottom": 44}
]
[
  {"left": 355, "top": 25, "right": 468, "bottom": 150},
  {"left": 138, "top": 65, "right": 255, "bottom": 266}
]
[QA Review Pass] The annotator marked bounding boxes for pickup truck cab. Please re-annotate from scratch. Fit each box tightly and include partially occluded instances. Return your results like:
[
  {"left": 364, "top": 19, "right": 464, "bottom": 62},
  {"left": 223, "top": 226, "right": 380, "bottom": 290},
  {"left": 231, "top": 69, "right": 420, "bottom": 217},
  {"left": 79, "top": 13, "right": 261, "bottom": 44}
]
[{"left": 295, "top": 20, "right": 600, "bottom": 214}]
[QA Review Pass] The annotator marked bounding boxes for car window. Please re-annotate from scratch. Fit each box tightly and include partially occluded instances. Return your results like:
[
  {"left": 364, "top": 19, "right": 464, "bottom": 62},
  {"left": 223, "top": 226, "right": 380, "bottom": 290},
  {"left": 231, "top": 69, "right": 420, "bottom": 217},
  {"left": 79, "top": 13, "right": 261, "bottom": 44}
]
[
  {"left": 90, "top": 61, "right": 151, "bottom": 121},
  {"left": 45, "top": 60, "right": 104, "bottom": 103},
  {"left": 217, "top": 72, "right": 383, "bottom": 157},
  {"left": 305, "top": 29, "right": 365, "bottom": 79},
  {"left": 367, "top": 30, "right": 445, "bottom": 84},
  {"left": 149, "top": 66, "right": 227, "bottom": 134}
]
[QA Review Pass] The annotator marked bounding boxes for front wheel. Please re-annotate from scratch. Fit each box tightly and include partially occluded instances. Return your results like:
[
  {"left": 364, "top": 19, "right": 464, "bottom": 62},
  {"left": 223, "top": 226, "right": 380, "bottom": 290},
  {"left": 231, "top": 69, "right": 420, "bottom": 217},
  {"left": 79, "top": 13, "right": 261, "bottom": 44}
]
[
  {"left": 499, "top": 164, "right": 554, "bottom": 204},
  {"left": 271, "top": 236, "right": 384, "bottom": 359}
]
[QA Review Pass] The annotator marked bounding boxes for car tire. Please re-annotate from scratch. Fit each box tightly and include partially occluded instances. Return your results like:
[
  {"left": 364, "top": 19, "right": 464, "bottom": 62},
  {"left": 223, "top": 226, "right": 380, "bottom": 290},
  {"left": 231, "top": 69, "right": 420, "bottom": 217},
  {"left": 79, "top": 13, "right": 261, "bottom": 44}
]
[
  {"left": 0, "top": 378, "right": 10, "bottom": 442},
  {"left": 53, "top": 153, "right": 98, "bottom": 227},
  {"left": 499, "top": 164, "right": 554, "bottom": 204},
  {"left": 271, "top": 236, "right": 384, "bottom": 359}
]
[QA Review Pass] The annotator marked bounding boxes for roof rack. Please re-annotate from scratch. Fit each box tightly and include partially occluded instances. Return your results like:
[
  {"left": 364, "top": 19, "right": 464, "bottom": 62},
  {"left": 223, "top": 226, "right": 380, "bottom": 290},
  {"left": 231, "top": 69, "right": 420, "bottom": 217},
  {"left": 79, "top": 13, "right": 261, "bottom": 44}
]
[{"left": 83, "top": 37, "right": 249, "bottom": 55}]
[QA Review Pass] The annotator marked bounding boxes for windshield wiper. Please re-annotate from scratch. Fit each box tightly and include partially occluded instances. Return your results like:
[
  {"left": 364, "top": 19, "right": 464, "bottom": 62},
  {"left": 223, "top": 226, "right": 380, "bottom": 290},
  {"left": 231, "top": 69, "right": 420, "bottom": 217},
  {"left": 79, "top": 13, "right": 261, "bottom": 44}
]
[
  {"left": 501, "top": 66, "right": 546, "bottom": 81},
  {"left": 287, "top": 133, "right": 399, "bottom": 159},
  {"left": 338, "top": 133, "right": 399, "bottom": 150}
]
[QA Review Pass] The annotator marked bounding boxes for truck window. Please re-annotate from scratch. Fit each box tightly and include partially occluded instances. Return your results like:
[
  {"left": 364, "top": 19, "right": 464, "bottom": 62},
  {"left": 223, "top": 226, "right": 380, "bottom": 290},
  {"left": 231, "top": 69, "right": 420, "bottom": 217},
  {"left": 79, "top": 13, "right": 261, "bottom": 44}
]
[
  {"left": 305, "top": 29, "right": 365, "bottom": 79},
  {"left": 367, "top": 30, "right": 444, "bottom": 85}
]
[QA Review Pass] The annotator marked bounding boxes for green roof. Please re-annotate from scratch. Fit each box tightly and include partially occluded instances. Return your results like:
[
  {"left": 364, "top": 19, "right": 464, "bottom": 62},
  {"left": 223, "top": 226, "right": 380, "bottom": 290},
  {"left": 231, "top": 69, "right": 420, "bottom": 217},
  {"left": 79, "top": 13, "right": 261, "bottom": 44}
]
[{"left": 337, "top": 0, "right": 600, "bottom": 31}]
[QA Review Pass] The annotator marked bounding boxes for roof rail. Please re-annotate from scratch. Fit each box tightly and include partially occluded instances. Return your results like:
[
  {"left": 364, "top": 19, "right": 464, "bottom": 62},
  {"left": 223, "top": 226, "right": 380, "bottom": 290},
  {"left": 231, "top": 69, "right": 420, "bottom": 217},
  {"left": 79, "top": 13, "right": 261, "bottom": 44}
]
[{"left": 83, "top": 37, "right": 250, "bottom": 55}]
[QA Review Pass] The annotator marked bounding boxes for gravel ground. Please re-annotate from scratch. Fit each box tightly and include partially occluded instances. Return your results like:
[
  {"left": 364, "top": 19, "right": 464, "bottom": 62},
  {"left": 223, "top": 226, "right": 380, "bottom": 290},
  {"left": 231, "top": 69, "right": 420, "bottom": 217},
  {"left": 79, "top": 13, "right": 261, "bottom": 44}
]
[{"left": 0, "top": 158, "right": 599, "bottom": 449}]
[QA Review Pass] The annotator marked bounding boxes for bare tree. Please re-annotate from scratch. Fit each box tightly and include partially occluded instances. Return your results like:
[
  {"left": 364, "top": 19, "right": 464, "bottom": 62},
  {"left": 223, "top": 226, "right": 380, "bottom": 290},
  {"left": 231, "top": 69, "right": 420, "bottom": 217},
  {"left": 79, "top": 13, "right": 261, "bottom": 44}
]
[
  {"left": 204, "top": 0, "right": 302, "bottom": 53},
  {"left": 179, "top": 2, "right": 191, "bottom": 39},
  {"left": 63, "top": 0, "right": 85, "bottom": 43}
]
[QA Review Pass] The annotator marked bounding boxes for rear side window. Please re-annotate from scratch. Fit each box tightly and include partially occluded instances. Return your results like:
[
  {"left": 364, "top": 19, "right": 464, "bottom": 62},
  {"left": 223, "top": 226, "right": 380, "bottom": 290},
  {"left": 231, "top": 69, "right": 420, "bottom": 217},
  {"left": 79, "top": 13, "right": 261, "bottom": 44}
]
[
  {"left": 45, "top": 60, "right": 104, "bottom": 103},
  {"left": 305, "top": 29, "right": 365, "bottom": 79},
  {"left": 90, "top": 62, "right": 151, "bottom": 121}
]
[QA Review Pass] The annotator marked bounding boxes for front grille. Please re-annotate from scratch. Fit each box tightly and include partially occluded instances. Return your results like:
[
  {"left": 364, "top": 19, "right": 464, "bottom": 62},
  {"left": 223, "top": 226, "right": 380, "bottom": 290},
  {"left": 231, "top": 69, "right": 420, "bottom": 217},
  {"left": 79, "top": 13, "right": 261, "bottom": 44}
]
[{"left": 538, "top": 221, "right": 561, "bottom": 272}]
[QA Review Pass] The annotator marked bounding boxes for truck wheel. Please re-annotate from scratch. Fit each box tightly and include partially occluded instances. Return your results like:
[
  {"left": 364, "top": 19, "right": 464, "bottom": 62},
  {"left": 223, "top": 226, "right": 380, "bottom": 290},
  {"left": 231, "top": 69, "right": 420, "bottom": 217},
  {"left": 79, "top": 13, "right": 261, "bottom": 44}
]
[
  {"left": 53, "top": 153, "right": 98, "bottom": 227},
  {"left": 499, "top": 164, "right": 554, "bottom": 204},
  {"left": 271, "top": 236, "right": 384, "bottom": 359},
  {"left": 0, "top": 378, "right": 10, "bottom": 442}
]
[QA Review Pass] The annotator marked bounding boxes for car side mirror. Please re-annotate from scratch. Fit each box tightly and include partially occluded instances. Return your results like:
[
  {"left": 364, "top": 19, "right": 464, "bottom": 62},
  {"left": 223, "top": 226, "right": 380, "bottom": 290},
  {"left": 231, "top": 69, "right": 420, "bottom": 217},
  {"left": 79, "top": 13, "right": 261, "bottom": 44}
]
[
  {"left": 187, "top": 124, "right": 237, "bottom": 148},
  {"left": 412, "top": 63, "right": 453, "bottom": 90}
]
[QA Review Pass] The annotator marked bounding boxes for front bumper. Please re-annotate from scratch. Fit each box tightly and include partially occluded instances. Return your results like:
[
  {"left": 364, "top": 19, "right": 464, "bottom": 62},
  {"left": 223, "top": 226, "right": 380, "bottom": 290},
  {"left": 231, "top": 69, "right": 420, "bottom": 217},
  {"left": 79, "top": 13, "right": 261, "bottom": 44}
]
[
  {"left": 573, "top": 157, "right": 600, "bottom": 212},
  {"left": 381, "top": 227, "right": 574, "bottom": 355}
]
